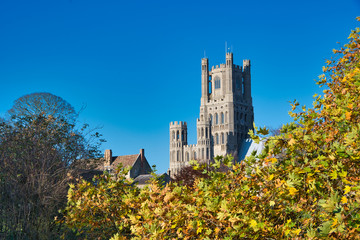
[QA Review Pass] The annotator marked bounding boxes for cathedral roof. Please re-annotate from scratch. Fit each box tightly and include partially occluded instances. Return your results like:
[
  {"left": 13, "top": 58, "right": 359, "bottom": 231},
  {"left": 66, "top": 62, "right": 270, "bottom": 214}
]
[{"left": 238, "top": 138, "right": 266, "bottom": 161}]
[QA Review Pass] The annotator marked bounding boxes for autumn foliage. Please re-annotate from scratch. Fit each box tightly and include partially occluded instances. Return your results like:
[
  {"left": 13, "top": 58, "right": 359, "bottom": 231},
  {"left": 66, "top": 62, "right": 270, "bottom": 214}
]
[{"left": 61, "top": 21, "right": 360, "bottom": 239}]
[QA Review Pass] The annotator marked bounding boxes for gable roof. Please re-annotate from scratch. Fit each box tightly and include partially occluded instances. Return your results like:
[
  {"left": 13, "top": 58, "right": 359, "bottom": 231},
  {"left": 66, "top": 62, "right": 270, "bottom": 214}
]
[{"left": 111, "top": 154, "right": 140, "bottom": 169}]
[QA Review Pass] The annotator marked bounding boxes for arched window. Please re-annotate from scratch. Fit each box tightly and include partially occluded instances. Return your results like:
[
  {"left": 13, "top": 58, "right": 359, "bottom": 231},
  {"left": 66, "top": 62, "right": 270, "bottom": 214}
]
[
  {"left": 214, "top": 76, "right": 221, "bottom": 89},
  {"left": 176, "top": 130, "right": 179, "bottom": 140},
  {"left": 215, "top": 133, "right": 219, "bottom": 145},
  {"left": 221, "top": 112, "right": 224, "bottom": 124},
  {"left": 221, "top": 133, "right": 225, "bottom": 144},
  {"left": 202, "top": 148, "right": 204, "bottom": 159},
  {"left": 201, "top": 128, "right": 204, "bottom": 138},
  {"left": 182, "top": 130, "right": 185, "bottom": 141},
  {"left": 205, "top": 127, "right": 208, "bottom": 138},
  {"left": 210, "top": 114, "right": 213, "bottom": 123},
  {"left": 215, "top": 113, "right": 218, "bottom": 125},
  {"left": 206, "top": 148, "right": 209, "bottom": 159}
]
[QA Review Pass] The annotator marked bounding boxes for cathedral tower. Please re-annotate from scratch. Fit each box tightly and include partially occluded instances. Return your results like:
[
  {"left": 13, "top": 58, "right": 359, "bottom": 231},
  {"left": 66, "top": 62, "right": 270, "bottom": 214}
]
[{"left": 169, "top": 51, "right": 254, "bottom": 177}]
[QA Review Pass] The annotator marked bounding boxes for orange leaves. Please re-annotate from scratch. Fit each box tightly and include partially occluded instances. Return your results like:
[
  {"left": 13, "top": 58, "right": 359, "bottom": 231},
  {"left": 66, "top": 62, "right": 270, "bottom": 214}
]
[
  {"left": 288, "top": 138, "right": 296, "bottom": 146},
  {"left": 345, "top": 111, "right": 352, "bottom": 120}
]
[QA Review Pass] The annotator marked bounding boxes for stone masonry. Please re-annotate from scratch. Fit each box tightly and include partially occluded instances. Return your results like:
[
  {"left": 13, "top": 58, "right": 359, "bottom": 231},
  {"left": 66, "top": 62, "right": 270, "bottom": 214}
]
[{"left": 169, "top": 52, "right": 254, "bottom": 177}]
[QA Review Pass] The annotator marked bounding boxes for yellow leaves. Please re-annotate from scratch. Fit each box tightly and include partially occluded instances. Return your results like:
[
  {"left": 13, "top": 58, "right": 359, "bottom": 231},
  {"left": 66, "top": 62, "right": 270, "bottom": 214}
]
[
  {"left": 341, "top": 196, "right": 348, "bottom": 204},
  {"left": 288, "top": 187, "right": 298, "bottom": 196},
  {"left": 266, "top": 157, "right": 277, "bottom": 164},
  {"left": 269, "top": 201, "right": 275, "bottom": 206},
  {"left": 330, "top": 170, "right": 338, "bottom": 180},
  {"left": 268, "top": 174, "right": 274, "bottom": 181},
  {"left": 292, "top": 228, "right": 301, "bottom": 235},
  {"left": 249, "top": 219, "right": 257, "bottom": 228},
  {"left": 331, "top": 217, "right": 338, "bottom": 227},
  {"left": 344, "top": 185, "right": 351, "bottom": 194}
]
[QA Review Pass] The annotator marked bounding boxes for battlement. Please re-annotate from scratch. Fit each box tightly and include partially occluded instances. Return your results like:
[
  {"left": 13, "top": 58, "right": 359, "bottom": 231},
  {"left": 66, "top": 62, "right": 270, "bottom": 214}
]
[
  {"left": 184, "top": 144, "right": 197, "bottom": 149},
  {"left": 243, "top": 59, "right": 250, "bottom": 67},
  {"left": 170, "top": 121, "right": 187, "bottom": 127},
  {"left": 210, "top": 63, "right": 241, "bottom": 71}
]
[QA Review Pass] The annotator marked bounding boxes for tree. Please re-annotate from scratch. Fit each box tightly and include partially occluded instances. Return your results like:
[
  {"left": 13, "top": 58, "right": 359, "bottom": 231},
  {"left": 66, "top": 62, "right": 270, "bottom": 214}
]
[
  {"left": 7, "top": 92, "right": 79, "bottom": 125},
  {"left": 0, "top": 93, "right": 103, "bottom": 239}
]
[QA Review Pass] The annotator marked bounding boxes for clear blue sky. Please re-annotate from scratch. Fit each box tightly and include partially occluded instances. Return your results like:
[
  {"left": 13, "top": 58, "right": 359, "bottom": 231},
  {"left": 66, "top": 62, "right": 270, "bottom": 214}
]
[{"left": 0, "top": 0, "right": 359, "bottom": 173}]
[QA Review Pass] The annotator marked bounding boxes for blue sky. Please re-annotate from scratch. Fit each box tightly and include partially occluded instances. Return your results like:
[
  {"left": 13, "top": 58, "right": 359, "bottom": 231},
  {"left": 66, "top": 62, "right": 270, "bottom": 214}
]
[{"left": 0, "top": 0, "right": 359, "bottom": 173}]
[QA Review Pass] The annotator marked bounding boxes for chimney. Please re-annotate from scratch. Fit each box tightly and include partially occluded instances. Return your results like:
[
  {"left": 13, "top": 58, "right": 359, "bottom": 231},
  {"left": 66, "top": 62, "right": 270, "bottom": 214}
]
[
  {"left": 140, "top": 149, "right": 145, "bottom": 174},
  {"left": 104, "top": 149, "right": 112, "bottom": 166},
  {"left": 140, "top": 149, "right": 145, "bottom": 160}
]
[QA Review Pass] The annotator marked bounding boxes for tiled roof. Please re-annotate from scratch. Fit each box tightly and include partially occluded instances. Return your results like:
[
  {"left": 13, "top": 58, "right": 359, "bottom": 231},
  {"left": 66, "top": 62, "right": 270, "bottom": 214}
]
[
  {"left": 133, "top": 173, "right": 171, "bottom": 186},
  {"left": 111, "top": 154, "right": 140, "bottom": 169},
  {"left": 133, "top": 174, "right": 154, "bottom": 185}
]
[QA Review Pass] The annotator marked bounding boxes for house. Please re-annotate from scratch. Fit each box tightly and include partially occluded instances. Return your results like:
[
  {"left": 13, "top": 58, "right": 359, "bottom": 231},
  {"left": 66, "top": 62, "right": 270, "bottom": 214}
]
[{"left": 102, "top": 148, "right": 152, "bottom": 179}]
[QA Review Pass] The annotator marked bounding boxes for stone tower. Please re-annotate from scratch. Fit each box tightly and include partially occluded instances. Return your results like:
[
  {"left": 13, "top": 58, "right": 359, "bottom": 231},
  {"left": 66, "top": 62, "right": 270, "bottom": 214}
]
[
  {"left": 169, "top": 121, "right": 188, "bottom": 176},
  {"left": 169, "top": 52, "right": 254, "bottom": 177}
]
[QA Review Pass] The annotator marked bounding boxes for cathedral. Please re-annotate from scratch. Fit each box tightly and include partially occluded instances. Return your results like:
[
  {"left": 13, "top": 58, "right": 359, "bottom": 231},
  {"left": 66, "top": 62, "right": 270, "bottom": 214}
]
[{"left": 169, "top": 52, "right": 255, "bottom": 176}]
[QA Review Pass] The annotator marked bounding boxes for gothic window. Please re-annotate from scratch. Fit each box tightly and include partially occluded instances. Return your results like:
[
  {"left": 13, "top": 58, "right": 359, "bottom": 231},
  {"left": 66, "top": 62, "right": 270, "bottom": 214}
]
[
  {"left": 205, "top": 127, "right": 208, "bottom": 138},
  {"left": 201, "top": 128, "right": 204, "bottom": 138},
  {"left": 215, "top": 133, "right": 219, "bottom": 145},
  {"left": 181, "top": 130, "right": 184, "bottom": 141},
  {"left": 221, "top": 112, "right": 224, "bottom": 124},
  {"left": 176, "top": 131, "right": 179, "bottom": 140},
  {"left": 215, "top": 113, "right": 218, "bottom": 125},
  {"left": 206, "top": 148, "right": 209, "bottom": 159},
  {"left": 202, "top": 148, "right": 204, "bottom": 159},
  {"left": 214, "top": 76, "right": 221, "bottom": 89},
  {"left": 210, "top": 114, "right": 213, "bottom": 123},
  {"left": 221, "top": 132, "right": 225, "bottom": 144}
]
